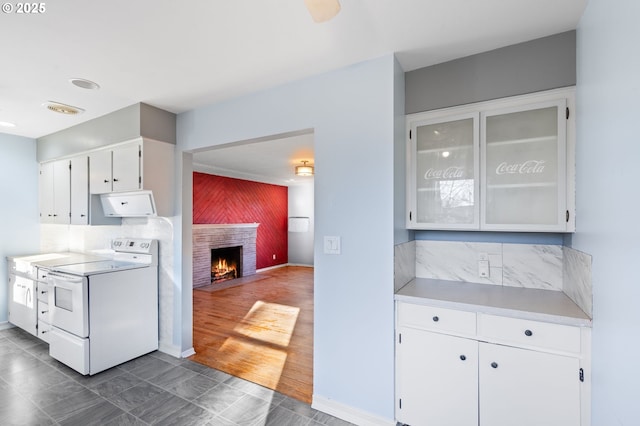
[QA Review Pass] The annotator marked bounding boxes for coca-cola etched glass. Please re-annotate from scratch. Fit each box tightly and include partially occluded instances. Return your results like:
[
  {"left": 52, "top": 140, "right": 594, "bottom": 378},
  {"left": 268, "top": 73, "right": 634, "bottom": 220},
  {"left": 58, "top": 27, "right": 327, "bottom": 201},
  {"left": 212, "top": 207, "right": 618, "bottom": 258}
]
[
  {"left": 415, "top": 114, "right": 478, "bottom": 227},
  {"left": 483, "top": 103, "right": 565, "bottom": 227}
]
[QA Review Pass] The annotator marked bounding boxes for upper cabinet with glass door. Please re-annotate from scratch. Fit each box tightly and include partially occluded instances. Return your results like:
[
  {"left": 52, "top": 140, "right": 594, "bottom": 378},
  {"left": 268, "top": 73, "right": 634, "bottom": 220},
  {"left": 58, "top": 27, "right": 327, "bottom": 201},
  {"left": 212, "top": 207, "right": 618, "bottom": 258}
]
[
  {"left": 407, "top": 112, "right": 480, "bottom": 230},
  {"left": 406, "top": 87, "right": 575, "bottom": 232}
]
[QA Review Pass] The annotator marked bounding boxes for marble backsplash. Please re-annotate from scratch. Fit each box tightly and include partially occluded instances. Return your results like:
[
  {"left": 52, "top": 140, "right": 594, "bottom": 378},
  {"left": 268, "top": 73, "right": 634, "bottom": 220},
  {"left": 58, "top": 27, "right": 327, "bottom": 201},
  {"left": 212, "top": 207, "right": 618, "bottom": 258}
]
[{"left": 395, "top": 240, "right": 592, "bottom": 318}]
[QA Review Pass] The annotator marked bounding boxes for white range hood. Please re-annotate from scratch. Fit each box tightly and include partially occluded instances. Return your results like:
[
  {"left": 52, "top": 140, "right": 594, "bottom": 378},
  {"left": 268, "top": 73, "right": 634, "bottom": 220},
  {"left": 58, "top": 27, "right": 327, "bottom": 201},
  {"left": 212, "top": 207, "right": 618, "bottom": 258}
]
[{"left": 100, "top": 190, "right": 157, "bottom": 217}]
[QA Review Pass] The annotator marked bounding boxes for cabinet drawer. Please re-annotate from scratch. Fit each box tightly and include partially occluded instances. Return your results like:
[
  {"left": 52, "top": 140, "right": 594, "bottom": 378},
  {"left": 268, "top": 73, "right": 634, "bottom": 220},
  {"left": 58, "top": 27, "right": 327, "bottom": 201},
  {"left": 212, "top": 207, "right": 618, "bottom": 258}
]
[
  {"left": 398, "top": 303, "right": 476, "bottom": 336},
  {"left": 38, "top": 320, "right": 52, "bottom": 343},
  {"left": 478, "top": 314, "right": 581, "bottom": 354},
  {"left": 38, "top": 301, "right": 50, "bottom": 321},
  {"left": 37, "top": 282, "right": 50, "bottom": 302}
]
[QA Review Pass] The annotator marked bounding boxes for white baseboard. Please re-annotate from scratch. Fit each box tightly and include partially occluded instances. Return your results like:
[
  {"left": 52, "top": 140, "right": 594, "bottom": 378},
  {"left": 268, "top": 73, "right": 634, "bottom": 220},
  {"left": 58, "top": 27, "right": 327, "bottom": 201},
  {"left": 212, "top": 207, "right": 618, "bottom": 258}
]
[
  {"left": 256, "top": 264, "right": 287, "bottom": 273},
  {"left": 158, "top": 341, "right": 195, "bottom": 358},
  {"left": 312, "top": 395, "right": 396, "bottom": 426},
  {"left": 0, "top": 321, "right": 14, "bottom": 331}
]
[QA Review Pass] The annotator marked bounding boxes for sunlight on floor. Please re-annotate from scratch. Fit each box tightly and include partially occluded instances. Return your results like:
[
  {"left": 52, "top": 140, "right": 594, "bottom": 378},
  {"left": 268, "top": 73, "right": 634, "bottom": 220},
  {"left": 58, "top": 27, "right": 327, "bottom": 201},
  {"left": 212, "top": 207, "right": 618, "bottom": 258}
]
[
  {"left": 234, "top": 300, "right": 300, "bottom": 347},
  {"left": 218, "top": 337, "right": 288, "bottom": 388},
  {"left": 217, "top": 300, "right": 301, "bottom": 388}
]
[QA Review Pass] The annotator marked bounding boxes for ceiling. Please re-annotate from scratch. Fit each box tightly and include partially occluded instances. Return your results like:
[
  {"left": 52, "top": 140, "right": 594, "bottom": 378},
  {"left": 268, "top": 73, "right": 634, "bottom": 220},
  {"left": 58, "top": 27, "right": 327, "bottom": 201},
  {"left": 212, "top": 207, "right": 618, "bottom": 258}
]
[{"left": 1, "top": 0, "right": 586, "bottom": 184}]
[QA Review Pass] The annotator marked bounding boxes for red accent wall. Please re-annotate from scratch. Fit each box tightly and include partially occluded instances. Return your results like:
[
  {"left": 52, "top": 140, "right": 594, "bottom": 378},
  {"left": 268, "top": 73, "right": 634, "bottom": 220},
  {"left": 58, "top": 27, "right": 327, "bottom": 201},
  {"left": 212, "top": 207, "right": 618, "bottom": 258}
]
[{"left": 193, "top": 172, "right": 288, "bottom": 269}]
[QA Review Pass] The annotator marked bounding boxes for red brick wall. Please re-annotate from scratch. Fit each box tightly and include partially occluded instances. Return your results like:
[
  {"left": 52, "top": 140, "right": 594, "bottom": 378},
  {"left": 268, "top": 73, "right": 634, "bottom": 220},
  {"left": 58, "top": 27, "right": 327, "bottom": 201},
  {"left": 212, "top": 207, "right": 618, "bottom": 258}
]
[{"left": 193, "top": 172, "right": 288, "bottom": 269}]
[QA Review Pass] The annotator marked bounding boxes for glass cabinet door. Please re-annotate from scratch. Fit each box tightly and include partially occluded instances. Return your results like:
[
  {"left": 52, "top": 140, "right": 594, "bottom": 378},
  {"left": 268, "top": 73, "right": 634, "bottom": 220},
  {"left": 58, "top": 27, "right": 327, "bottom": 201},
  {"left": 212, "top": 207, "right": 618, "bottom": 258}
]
[
  {"left": 409, "top": 112, "right": 479, "bottom": 229},
  {"left": 481, "top": 100, "right": 567, "bottom": 231}
]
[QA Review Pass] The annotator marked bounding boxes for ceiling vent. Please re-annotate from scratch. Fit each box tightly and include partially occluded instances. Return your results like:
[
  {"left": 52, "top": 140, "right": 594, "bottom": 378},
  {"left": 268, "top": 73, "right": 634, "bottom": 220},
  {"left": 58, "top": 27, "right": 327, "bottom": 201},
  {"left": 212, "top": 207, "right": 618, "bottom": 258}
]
[{"left": 43, "top": 101, "right": 85, "bottom": 115}]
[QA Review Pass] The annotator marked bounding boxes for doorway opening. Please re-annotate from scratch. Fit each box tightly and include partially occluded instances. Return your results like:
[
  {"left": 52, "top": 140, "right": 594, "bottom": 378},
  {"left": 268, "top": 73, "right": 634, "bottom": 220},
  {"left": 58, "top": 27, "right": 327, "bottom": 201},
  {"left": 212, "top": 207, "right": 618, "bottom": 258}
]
[{"left": 189, "top": 130, "right": 315, "bottom": 403}]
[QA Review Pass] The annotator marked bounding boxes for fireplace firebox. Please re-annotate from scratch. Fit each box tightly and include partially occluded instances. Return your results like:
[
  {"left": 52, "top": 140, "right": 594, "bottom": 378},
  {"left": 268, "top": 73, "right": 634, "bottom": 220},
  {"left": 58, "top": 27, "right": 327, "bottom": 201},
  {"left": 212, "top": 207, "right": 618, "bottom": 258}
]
[{"left": 211, "top": 246, "right": 243, "bottom": 283}]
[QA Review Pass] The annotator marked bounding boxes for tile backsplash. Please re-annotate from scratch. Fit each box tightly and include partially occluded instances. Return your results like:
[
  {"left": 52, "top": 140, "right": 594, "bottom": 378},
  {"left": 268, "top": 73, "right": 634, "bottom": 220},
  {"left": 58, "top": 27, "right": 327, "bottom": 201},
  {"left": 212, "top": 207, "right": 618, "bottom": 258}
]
[{"left": 396, "top": 239, "right": 593, "bottom": 318}]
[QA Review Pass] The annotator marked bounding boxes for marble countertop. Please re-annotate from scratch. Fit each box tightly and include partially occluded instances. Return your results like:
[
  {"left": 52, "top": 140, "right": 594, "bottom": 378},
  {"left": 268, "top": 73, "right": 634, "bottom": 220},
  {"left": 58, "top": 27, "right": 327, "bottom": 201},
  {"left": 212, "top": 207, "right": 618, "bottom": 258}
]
[{"left": 395, "top": 278, "right": 592, "bottom": 327}]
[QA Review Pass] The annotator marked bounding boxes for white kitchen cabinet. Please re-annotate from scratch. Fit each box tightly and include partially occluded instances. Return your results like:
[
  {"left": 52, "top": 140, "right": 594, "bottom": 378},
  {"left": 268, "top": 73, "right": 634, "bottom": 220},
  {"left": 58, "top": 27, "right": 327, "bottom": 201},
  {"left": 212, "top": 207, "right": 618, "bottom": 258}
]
[
  {"left": 39, "top": 159, "right": 70, "bottom": 224},
  {"left": 89, "top": 141, "right": 141, "bottom": 194},
  {"left": 406, "top": 87, "right": 575, "bottom": 232},
  {"left": 479, "top": 342, "right": 580, "bottom": 426},
  {"left": 70, "top": 156, "right": 89, "bottom": 225},
  {"left": 88, "top": 138, "right": 175, "bottom": 216},
  {"left": 395, "top": 301, "right": 588, "bottom": 426},
  {"left": 396, "top": 327, "right": 478, "bottom": 426}
]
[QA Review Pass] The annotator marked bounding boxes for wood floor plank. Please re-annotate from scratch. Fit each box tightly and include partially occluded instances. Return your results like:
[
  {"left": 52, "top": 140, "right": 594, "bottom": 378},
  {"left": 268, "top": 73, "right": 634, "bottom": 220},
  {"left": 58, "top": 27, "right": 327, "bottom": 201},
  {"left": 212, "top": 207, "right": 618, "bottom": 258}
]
[{"left": 190, "top": 266, "right": 314, "bottom": 403}]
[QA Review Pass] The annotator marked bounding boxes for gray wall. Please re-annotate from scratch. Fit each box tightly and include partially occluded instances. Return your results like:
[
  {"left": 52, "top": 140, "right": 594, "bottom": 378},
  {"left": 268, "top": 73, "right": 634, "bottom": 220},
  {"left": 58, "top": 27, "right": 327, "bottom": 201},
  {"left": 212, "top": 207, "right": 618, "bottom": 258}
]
[
  {"left": 37, "top": 103, "right": 176, "bottom": 161},
  {"left": 406, "top": 30, "right": 576, "bottom": 114}
]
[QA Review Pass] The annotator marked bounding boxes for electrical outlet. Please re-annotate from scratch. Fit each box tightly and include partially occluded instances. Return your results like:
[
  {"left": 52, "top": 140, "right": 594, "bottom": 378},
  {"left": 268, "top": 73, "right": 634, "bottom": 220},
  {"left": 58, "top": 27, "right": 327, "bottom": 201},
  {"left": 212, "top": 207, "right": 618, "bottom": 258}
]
[
  {"left": 272, "top": 254, "right": 276, "bottom": 260},
  {"left": 478, "top": 260, "right": 489, "bottom": 278}
]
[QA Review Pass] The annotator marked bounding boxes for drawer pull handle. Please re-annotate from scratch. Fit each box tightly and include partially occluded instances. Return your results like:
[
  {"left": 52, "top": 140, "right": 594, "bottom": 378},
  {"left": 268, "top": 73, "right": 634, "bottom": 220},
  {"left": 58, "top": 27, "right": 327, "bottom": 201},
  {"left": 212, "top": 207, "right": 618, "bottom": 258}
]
[
  {"left": 491, "top": 362, "right": 498, "bottom": 369},
  {"left": 524, "top": 329, "right": 533, "bottom": 337},
  {"left": 40, "top": 290, "right": 47, "bottom": 294},
  {"left": 40, "top": 310, "right": 48, "bottom": 314},
  {"left": 432, "top": 316, "right": 439, "bottom": 322},
  {"left": 460, "top": 355, "right": 466, "bottom": 361}
]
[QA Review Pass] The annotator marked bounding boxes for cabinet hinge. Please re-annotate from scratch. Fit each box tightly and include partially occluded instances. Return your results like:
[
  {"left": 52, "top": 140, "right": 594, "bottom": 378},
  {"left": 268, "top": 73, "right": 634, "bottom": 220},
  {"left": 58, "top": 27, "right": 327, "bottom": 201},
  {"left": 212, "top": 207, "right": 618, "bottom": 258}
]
[
  {"left": 409, "top": 211, "right": 412, "bottom": 222},
  {"left": 139, "top": 176, "right": 142, "bottom": 185},
  {"left": 579, "top": 368, "right": 584, "bottom": 382},
  {"left": 409, "top": 129, "right": 412, "bottom": 139},
  {"left": 399, "top": 398, "right": 402, "bottom": 409},
  {"left": 398, "top": 333, "right": 402, "bottom": 344},
  {"left": 139, "top": 148, "right": 142, "bottom": 158},
  {"left": 566, "top": 107, "right": 570, "bottom": 120},
  {"left": 566, "top": 210, "right": 570, "bottom": 223}
]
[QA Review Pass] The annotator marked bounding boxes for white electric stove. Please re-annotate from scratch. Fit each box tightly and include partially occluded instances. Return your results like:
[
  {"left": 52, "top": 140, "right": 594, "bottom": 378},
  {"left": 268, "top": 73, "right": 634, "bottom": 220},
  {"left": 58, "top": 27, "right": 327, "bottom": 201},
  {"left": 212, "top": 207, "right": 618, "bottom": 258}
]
[{"left": 44, "top": 238, "right": 159, "bottom": 375}]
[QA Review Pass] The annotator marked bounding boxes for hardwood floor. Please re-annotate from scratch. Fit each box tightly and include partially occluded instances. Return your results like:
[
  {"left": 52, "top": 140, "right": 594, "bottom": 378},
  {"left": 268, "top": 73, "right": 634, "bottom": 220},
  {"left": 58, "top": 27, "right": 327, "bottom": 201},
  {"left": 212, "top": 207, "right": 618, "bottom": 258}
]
[{"left": 190, "top": 266, "right": 314, "bottom": 403}]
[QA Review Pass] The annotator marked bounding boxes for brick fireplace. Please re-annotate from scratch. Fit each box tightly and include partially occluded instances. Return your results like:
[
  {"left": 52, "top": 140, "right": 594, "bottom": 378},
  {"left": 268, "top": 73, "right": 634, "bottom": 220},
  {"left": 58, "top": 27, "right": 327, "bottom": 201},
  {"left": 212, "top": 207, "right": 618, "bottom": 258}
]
[{"left": 193, "top": 223, "right": 259, "bottom": 288}]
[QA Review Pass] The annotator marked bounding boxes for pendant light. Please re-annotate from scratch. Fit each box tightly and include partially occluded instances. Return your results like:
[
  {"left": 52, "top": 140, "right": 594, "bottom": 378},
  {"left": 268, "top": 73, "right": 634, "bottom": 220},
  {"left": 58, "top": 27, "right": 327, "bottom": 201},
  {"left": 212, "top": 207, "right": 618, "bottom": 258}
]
[
  {"left": 295, "top": 161, "right": 314, "bottom": 176},
  {"left": 304, "top": 0, "right": 341, "bottom": 23}
]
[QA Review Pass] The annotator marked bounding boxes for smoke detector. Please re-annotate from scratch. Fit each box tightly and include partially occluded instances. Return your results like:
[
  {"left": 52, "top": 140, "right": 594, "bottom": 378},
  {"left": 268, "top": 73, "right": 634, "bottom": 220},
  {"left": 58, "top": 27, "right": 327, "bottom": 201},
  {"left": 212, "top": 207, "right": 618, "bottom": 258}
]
[{"left": 42, "top": 101, "right": 85, "bottom": 115}]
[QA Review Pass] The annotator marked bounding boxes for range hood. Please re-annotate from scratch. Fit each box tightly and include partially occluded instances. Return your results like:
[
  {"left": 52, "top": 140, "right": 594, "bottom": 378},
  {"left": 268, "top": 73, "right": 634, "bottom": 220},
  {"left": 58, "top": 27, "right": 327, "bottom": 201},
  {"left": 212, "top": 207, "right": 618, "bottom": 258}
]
[{"left": 100, "top": 190, "right": 157, "bottom": 217}]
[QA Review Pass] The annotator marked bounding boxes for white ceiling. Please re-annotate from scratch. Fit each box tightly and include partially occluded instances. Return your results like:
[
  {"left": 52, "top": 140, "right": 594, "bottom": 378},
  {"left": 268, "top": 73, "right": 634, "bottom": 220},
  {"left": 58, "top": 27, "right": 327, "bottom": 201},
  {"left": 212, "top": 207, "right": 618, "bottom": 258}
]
[{"left": 1, "top": 0, "right": 586, "bottom": 184}]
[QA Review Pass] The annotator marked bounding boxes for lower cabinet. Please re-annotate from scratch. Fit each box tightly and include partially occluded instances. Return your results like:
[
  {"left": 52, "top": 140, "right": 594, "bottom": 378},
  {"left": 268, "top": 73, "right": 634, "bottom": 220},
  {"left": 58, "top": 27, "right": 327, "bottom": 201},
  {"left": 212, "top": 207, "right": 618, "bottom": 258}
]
[
  {"left": 479, "top": 342, "right": 580, "bottom": 426},
  {"left": 397, "top": 327, "right": 478, "bottom": 425},
  {"left": 395, "top": 302, "right": 587, "bottom": 426}
]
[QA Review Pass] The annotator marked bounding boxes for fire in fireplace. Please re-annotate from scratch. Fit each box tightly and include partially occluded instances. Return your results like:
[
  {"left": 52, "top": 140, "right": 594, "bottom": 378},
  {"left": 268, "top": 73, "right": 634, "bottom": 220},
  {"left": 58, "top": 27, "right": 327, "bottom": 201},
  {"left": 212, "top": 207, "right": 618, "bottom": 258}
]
[{"left": 211, "top": 246, "right": 242, "bottom": 283}]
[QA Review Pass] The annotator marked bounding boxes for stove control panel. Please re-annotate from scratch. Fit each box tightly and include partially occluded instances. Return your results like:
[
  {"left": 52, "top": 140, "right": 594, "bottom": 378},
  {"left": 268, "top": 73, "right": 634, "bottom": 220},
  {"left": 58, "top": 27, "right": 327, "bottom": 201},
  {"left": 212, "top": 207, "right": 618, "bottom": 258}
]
[{"left": 112, "top": 238, "right": 157, "bottom": 255}]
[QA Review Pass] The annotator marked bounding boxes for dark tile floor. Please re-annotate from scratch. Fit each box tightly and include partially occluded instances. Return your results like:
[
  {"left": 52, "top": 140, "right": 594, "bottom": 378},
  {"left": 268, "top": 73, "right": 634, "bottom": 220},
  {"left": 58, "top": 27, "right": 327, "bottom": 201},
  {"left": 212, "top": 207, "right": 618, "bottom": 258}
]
[{"left": 0, "top": 327, "right": 355, "bottom": 426}]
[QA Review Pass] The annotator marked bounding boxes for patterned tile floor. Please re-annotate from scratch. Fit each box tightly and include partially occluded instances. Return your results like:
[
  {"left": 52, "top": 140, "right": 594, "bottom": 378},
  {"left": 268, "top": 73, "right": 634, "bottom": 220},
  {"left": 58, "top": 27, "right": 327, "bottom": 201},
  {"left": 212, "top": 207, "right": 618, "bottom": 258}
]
[{"left": 0, "top": 327, "right": 355, "bottom": 426}]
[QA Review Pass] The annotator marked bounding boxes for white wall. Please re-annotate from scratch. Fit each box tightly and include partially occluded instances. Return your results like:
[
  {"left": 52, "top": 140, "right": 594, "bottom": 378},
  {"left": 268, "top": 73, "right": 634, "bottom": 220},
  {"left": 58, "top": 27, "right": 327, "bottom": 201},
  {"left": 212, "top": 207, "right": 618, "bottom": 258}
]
[
  {"left": 575, "top": 0, "right": 640, "bottom": 423},
  {"left": 288, "top": 182, "right": 314, "bottom": 266},
  {"left": 178, "top": 55, "right": 397, "bottom": 422},
  {"left": 0, "top": 133, "right": 39, "bottom": 324}
]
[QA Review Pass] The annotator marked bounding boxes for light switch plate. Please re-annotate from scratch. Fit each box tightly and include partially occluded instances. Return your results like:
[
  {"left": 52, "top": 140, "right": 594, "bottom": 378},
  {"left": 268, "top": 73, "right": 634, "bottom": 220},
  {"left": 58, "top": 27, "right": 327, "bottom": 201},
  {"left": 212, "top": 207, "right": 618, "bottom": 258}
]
[{"left": 324, "top": 236, "right": 341, "bottom": 254}]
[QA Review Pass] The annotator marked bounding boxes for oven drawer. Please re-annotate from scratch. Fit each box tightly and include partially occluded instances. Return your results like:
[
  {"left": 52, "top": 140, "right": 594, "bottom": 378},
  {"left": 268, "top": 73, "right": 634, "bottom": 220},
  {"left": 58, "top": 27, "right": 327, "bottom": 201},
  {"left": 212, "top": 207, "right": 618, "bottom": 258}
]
[
  {"left": 49, "top": 327, "right": 89, "bottom": 375},
  {"left": 398, "top": 302, "right": 476, "bottom": 336}
]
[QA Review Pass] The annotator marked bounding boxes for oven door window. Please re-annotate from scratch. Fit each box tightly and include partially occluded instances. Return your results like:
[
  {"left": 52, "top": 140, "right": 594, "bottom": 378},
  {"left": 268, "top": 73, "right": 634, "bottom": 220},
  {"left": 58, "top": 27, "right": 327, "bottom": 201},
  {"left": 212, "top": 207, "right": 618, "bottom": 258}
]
[{"left": 55, "top": 287, "right": 74, "bottom": 311}]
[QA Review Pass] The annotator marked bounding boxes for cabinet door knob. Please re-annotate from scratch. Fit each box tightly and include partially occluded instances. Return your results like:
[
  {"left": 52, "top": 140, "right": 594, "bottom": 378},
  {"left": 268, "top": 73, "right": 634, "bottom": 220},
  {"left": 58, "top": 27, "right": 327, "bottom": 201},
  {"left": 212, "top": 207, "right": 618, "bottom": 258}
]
[
  {"left": 491, "top": 362, "right": 498, "bottom": 369},
  {"left": 460, "top": 355, "right": 466, "bottom": 361},
  {"left": 40, "top": 290, "right": 47, "bottom": 294},
  {"left": 104, "top": 179, "right": 109, "bottom": 183},
  {"left": 432, "top": 316, "right": 439, "bottom": 322},
  {"left": 113, "top": 178, "right": 119, "bottom": 182},
  {"left": 524, "top": 329, "right": 533, "bottom": 337}
]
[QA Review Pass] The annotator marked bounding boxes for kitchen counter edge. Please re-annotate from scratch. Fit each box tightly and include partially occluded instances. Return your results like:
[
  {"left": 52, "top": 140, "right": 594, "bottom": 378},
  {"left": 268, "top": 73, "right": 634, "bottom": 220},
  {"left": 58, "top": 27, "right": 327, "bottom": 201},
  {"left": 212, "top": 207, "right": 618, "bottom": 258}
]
[{"left": 395, "top": 278, "right": 592, "bottom": 327}]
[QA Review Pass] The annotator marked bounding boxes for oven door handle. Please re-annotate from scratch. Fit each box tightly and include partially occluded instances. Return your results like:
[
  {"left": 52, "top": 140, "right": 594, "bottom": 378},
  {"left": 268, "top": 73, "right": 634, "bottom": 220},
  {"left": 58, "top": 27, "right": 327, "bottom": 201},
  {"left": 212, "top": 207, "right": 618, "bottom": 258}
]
[{"left": 46, "top": 272, "right": 83, "bottom": 285}]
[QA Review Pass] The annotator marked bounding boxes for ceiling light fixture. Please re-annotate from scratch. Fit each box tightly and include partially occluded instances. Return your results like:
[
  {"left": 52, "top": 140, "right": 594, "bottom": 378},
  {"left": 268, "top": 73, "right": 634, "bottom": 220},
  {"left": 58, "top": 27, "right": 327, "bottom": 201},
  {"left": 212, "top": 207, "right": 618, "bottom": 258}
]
[
  {"left": 69, "top": 78, "right": 100, "bottom": 90},
  {"left": 295, "top": 160, "right": 314, "bottom": 176},
  {"left": 42, "top": 101, "right": 85, "bottom": 115},
  {"left": 304, "top": 0, "right": 341, "bottom": 23},
  {"left": 0, "top": 121, "right": 16, "bottom": 128}
]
